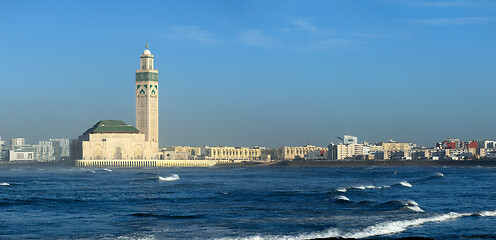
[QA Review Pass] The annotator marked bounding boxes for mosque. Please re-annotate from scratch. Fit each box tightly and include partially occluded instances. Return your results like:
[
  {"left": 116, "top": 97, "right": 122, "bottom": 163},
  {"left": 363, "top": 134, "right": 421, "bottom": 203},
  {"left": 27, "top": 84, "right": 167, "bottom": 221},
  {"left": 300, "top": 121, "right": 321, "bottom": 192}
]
[
  {"left": 73, "top": 45, "right": 218, "bottom": 167},
  {"left": 72, "top": 44, "right": 160, "bottom": 164}
]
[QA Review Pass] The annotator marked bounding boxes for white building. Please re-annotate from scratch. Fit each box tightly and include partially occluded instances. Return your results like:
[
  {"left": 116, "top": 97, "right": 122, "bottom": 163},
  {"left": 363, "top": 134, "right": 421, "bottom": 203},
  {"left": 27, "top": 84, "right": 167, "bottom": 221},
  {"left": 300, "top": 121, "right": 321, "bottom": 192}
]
[
  {"left": 10, "top": 138, "right": 25, "bottom": 149},
  {"left": 9, "top": 144, "right": 38, "bottom": 161},
  {"left": 329, "top": 143, "right": 367, "bottom": 160},
  {"left": 0, "top": 136, "right": 8, "bottom": 161},
  {"left": 37, "top": 141, "right": 55, "bottom": 162}
]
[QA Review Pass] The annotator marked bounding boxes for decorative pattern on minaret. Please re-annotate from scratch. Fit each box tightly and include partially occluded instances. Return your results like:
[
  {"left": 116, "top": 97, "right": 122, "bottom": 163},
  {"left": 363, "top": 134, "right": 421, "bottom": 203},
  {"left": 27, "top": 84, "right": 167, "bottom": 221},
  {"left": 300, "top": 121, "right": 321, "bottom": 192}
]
[{"left": 135, "top": 44, "right": 159, "bottom": 154}]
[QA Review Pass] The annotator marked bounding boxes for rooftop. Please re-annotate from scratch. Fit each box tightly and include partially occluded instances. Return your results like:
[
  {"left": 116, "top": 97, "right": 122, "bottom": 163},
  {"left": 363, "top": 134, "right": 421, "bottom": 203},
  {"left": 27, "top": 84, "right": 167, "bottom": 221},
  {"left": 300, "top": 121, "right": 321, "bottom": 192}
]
[{"left": 82, "top": 120, "right": 140, "bottom": 135}]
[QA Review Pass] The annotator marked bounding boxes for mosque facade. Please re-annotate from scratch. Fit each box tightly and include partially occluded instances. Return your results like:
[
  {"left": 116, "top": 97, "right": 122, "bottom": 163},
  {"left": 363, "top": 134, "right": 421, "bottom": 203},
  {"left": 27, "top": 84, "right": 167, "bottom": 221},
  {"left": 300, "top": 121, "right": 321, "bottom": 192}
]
[{"left": 73, "top": 45, "right": 161, "bottom": 162}]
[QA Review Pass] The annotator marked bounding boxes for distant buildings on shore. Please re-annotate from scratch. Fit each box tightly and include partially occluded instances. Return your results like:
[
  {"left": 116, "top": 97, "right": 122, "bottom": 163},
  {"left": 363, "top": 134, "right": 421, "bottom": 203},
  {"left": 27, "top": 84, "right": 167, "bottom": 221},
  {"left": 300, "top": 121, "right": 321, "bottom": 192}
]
[
  {"left": 0, "top": 137, "right": 71, "bottom": 162},
  {"left": 1, "top": 134, "right": 496, "bottom": 163}
]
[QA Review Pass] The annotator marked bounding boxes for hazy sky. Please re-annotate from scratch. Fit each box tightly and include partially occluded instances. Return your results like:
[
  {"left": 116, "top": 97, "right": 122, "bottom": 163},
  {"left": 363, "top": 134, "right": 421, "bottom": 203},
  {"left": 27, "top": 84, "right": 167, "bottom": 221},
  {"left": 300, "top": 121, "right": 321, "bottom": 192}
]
[{"left": 0, "top": 0, "right": 495, "bottom": 148}]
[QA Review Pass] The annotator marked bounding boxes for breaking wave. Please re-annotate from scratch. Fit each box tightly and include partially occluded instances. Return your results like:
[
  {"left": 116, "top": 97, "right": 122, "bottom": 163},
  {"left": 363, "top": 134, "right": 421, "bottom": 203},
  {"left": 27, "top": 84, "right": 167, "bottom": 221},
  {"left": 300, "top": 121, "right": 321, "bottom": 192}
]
[
  {"left": 335, "top": 195, "right": 350, "bottom": 201},
  {"left": 158, "top": 174, "right": 180, "bottom": 182},
  {"left": 218, "top": 210, "right": 496, "bottom": 240},
  {"left": 349, "top": 185, "right": 390, "bottom": 191},
  {"left": 0, "top": 182, "right": 10, "bottom": 186},
  {"left": 103, "top": 168, "right": 112, "bottom": 172},
  {"left": 398, "top": 181, "right": 412, "bottom": 188},
  {"left": 411, "top": 172, "right": 445, "bottom": 183},
  {"left": 478, "top": 210, "right": 496, "bottom": 217},
  {"left": 379, "top": 200, "right": 424, "bottom": 212}
]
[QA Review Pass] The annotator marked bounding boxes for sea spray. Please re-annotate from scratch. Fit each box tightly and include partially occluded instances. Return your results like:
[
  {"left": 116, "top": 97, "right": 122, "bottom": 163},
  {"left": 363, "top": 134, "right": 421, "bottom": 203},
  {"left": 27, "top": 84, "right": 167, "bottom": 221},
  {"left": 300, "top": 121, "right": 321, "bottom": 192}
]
[{"left": 158, "top": 174, "right": 180, "bottom": 182}]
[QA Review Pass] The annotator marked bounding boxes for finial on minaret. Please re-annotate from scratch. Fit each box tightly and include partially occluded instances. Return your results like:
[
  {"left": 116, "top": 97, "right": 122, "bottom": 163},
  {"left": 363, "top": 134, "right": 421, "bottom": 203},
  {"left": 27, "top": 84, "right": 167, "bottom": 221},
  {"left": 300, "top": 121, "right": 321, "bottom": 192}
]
[{"left": 146, "top": 41, "right": 148, "bottom": 49}]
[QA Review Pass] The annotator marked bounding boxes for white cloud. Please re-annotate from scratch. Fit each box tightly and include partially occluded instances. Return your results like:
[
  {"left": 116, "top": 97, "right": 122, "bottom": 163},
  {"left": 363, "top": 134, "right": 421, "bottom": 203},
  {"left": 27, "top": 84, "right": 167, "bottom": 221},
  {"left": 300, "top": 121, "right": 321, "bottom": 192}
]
[
  {"left": 162, "top": 26, "right": 223, "bottom": 45},
  {"left": 411, "top": 17, "right": 496, "bottom": 25},
  {"left": 238, "top": 30, "right": 277, "bottom": 48}
]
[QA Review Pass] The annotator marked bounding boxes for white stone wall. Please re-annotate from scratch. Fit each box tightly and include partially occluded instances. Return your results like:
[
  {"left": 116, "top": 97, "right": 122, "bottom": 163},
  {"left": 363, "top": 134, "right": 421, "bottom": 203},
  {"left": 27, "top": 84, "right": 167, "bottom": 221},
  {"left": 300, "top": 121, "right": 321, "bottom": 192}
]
[{"left": 81, "top": 133, "right": 159, "bottom": 160}]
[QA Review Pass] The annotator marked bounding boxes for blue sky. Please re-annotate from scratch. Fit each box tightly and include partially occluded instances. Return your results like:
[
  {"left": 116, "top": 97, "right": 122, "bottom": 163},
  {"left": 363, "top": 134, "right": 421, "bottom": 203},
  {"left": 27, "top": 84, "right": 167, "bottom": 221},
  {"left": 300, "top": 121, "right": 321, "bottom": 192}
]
[{"left": 0, "top": 0, "right": 495, "bottom": 148}]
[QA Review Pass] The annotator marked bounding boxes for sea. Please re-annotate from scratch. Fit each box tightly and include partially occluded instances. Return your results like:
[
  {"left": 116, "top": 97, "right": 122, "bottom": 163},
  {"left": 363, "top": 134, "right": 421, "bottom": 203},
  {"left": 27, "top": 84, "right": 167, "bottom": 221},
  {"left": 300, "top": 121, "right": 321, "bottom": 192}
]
[{"left": 1, "top": 166, "right": 496, "bottom": 240}]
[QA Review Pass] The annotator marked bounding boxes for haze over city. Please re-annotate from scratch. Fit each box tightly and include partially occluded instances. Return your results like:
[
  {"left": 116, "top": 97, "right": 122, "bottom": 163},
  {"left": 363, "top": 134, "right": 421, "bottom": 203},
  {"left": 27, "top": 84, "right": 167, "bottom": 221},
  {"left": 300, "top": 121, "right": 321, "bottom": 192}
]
[{"left": 1, "top": 0, "right": 495, "bottom": 148}]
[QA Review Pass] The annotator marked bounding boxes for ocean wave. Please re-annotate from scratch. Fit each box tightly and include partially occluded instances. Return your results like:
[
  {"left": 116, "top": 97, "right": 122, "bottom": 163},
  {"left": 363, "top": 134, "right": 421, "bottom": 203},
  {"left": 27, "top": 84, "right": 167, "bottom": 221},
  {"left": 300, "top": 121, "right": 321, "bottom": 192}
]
[
  {"left": 398, "top": 181, "right": 412, "bottom": 188},
  {"left": 103, "top": 168, "right": 112, "bottom": 172},
  {"left": 404, "top": 205, "right": 425, "bottom": 213},
  {"left": 411, "top": 172, "right": 445, "bottom": 184},
  {"left": 158, "top": 174, "right": 180, "bottom": 182},
  {"left": 343, "top": 212, "right": 467, "bottom": 239},
  {"left": 0, "top": 182, "right": 10, "bottom": 186},
  {"left": 478, "top": 210, "right": 496, "bottom": 217},
  {"left": 345, "top": 184, "right": 390, "bottom": 191},
  {"left": 335, "top": 195, "right": 350, "bottom": 201},
  {"left": 219, "top": 209, "right": 496, "bottom": 240},
  {"left": 131, "top": 212, "right": 200, "bottom": 219},
  {"left": 379, "top": 200, "right": 423, "bottom": 212}
]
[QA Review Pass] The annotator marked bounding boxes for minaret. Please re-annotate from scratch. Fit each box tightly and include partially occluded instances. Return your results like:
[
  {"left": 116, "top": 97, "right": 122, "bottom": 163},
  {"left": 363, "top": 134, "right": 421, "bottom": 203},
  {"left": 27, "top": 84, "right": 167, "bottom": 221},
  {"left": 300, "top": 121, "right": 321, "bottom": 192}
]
[{"left": 136, "top": 42, "right": 159, "bottom": 153}]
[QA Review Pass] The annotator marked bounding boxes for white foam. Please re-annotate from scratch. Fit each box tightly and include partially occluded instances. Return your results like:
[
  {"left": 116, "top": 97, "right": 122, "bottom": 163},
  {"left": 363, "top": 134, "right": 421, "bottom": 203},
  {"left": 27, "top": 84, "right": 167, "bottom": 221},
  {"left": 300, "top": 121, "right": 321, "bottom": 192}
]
[
  {"left": 435, "top": 172, "right": 444, "bottom": 177},
  {"left": 217, "top": 209, "right": 496, "bottom": 240},
  {"left": 158, "top": 174, "right": 180, "bottom": 182},
  {"left": 336, "top": 195, "right": 350, "bottom": 201},
  {"left": 343, "top": 212, "right": 467, "bottom": 238},
  {"left": 349, "top": 185, "right": 389, "bottom": 191},
  {"left": 398, "top": 181, "right": 412, "bottom": 188},
  {"left": 406, "top": 200, "right": 419, "bottom": 206},
  {"left": 405, "top": 205, "right": 425, "bottom": 213},
  {"left": 336, "top": 188, "right": 347, "bottom": 193},
  {"left": 103, "top": 168, "right": 112, "bottom": 172},
  {"left": 479, "top": 210, "right": 496, "bottom": 217},
  {"left": 0, "top": 182, "right": 10, "bottom": 186}
]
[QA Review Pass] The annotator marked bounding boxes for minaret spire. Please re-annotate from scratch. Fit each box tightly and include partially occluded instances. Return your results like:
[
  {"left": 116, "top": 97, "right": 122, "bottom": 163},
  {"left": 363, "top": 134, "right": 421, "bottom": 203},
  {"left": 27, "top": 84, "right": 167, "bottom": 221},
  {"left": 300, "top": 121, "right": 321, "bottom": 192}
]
[{"left": 145, "top": 41, "right": 148, "bottom": 49}]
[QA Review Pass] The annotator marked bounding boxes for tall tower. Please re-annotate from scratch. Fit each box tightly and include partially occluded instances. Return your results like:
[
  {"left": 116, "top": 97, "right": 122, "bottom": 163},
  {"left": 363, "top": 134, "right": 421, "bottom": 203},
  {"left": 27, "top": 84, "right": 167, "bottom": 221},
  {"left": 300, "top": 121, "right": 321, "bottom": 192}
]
[{"left": 136, "top": 43, "right": 159, "bottom": 153}]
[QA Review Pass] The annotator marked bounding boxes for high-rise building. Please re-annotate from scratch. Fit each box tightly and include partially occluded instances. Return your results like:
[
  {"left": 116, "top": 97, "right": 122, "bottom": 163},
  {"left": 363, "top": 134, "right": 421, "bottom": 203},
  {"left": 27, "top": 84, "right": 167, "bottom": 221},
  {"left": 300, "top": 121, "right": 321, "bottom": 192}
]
[
  {"left": 0, "top": 136, "right": 8, "bottom": 161},
  {"left": 10, "top": 138, "right": 25, "bottom": 149},
  {"left": 136, "top": 42, "right": 159, "bottom": 153}
]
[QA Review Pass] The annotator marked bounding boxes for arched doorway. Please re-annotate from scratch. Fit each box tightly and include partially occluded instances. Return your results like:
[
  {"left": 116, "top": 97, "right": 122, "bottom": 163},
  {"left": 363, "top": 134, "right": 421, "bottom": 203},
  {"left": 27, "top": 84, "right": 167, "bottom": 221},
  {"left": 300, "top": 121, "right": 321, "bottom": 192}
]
[
  {"left": 114, "top": 147, "right": 123, "bottom": 160},
  {"left": 134, "top": 145, "right": 143, "bottom": 160},
  {"left": 93, "top": 145, "right": 102, "bottom": 159}
]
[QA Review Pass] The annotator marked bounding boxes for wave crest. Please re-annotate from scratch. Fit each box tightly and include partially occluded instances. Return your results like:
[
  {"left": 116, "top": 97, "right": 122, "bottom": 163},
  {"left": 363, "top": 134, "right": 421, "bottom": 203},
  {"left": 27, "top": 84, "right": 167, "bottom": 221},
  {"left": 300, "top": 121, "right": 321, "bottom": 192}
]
[
  {"left": 158, "top": 174, "right": 180, "bottom": 182},
  {"left": 398, "top": 181, "right": 412, "bottom": 187},
  {"left": 335, "top": 195, "right": 350, "bottom": 201}
]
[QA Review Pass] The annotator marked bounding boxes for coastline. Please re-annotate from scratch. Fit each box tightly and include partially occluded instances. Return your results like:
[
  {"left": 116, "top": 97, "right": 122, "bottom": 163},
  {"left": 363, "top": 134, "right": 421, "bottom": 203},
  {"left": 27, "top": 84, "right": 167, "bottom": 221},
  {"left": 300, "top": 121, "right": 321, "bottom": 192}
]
[
  {"left": 2, "top": 159, "right": 496, "bottom": 168},
  {"left": 267, "top": 159, "right": 496, "bottom": 167}
]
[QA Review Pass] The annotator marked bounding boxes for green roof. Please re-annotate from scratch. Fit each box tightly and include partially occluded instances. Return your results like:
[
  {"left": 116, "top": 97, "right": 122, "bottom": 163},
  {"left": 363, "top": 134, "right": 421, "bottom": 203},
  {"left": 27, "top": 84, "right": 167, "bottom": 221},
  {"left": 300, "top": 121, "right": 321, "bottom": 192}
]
[{"left": 82, "top": 120, "right": 140, "bottom": 135}]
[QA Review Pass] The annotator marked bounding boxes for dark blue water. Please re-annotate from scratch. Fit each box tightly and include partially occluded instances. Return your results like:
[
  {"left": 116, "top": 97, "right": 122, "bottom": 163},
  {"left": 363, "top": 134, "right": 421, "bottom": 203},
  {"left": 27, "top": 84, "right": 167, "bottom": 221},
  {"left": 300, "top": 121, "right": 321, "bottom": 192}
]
[{"left": 1, "top": 166, "right": 495, "bottom": 239}]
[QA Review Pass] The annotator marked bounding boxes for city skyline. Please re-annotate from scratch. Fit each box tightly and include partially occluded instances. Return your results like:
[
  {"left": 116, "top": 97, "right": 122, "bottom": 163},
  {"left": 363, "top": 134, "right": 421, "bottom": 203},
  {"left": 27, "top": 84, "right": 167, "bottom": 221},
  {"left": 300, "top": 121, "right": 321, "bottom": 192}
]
[{"left": 1, "top": 0, "right": 495, "bottom": 148}]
